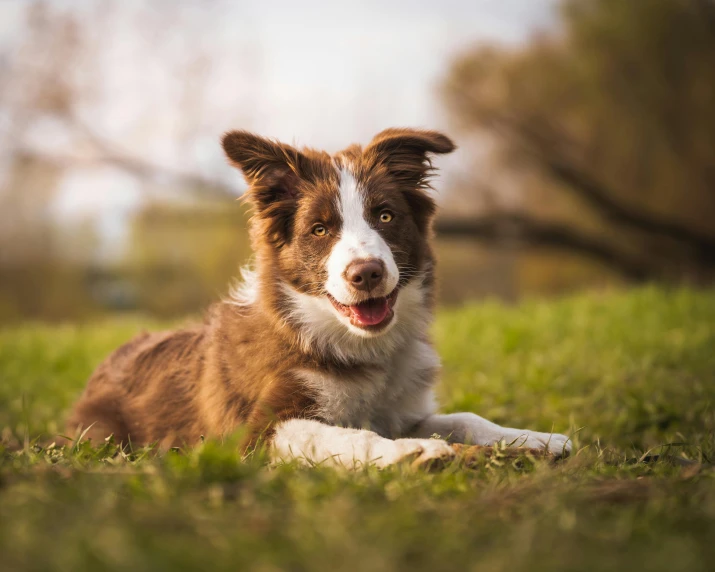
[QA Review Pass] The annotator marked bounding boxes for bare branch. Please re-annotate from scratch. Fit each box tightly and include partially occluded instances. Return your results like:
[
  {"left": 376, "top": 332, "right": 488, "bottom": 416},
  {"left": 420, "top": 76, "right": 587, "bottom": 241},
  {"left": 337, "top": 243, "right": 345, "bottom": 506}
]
[
  {"left": 542, "top": 156, "right": 715, "bottom": 264},
  {"left": 14, "top": 147, "right": 238, "bottom": 201},
  {"left": 434, "top": 213, "right": 657, "bottom": 281},
  {"left": 487, "top": 115, "right": 715, "bottom": 265}
]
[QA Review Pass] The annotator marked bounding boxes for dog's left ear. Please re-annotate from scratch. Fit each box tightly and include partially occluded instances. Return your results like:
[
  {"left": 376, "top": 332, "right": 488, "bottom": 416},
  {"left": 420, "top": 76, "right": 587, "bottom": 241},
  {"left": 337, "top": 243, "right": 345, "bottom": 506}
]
[
  {"left": 365, "top": 128, "right": 456, "bottom": 232},
  {"left": 365, "top": 128, "right": 455, "bottom": 186}
]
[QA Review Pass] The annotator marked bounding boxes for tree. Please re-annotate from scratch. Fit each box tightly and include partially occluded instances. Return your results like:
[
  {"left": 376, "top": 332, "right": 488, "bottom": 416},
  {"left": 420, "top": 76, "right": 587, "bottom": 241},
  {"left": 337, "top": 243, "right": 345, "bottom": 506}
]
[{"left": 440, "top": 0, "right": 715, "bottom": 283}]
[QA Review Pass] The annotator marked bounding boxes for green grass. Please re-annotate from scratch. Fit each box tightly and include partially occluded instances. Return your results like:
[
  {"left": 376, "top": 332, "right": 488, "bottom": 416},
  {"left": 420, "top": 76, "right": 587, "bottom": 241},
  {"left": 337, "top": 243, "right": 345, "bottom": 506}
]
[{"left": 1, "top": 286, "right": 714, "bottom": 572}]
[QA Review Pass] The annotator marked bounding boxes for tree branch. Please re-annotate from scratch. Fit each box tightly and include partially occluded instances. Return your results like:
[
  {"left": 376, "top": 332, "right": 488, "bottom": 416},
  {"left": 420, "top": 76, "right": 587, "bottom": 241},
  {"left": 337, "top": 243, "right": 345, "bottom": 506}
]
[
  {"left": 489, "top": 115, "right": 715, "bottom": 264},
  {"left": 542, "top": 156, "right": 715, "bottom": 263},
  {"left": 14, "top": 148, "right": 239, "bottom": 201},
  {"left": 434, "top": 213, "right": 657, "bottom": 281}
]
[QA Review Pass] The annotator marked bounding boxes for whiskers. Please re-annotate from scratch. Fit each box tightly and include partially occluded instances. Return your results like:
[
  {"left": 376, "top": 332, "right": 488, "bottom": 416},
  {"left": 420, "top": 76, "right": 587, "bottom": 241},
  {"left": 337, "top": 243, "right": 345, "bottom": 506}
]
[
  {"left": 395, "top": 263, "right": 428, "bottom": 284},
  {"left": 268, "top": 258, "right": 429, "bottom": 305}
]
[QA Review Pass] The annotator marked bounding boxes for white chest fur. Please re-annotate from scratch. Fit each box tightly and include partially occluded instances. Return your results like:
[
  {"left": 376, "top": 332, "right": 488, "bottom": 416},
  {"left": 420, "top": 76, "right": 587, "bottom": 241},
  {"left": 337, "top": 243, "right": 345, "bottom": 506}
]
[{"left": 295, "top": 338, "right": 440, "bottom": 438}]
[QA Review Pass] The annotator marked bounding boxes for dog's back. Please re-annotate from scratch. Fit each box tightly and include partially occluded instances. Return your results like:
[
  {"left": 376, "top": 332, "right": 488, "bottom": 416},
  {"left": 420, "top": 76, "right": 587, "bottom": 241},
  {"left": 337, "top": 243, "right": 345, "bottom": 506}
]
[
  {"left": 67, "top": 327, "right": 207, "bottom": 446},
  {"left": 67, "top": 300, "right": 323, "bottom": 448}
]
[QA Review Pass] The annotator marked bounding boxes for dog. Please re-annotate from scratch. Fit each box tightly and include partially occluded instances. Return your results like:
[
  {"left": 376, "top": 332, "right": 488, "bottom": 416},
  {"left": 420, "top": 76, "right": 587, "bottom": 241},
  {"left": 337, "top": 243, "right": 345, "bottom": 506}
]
[{"left": 66, "top": 128, "right": 571, "bottom": 467}]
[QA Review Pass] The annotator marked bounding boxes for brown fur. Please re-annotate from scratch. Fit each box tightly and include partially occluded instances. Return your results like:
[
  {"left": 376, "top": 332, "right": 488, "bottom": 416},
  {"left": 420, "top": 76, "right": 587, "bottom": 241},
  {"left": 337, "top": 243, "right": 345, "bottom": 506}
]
[{"left": 66, "top": 128, "right": 455, "bottom": 449}]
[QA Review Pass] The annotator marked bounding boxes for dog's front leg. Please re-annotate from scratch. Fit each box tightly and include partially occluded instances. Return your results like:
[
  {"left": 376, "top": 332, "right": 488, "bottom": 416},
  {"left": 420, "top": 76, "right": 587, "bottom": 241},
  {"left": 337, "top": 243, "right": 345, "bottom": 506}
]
[
  {"left": 410, "top": 413, "right": 571, "bottom": 455},
  {"left": 271, "top": 419, "right": 455, "bottom": 469}
]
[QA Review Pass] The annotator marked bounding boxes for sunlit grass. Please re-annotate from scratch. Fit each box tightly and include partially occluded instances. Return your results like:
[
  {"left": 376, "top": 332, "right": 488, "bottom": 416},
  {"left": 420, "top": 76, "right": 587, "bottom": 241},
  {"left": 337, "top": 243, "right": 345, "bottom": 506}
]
[{"left": 1, "top": 286, "right": 714, "bottom": 571}]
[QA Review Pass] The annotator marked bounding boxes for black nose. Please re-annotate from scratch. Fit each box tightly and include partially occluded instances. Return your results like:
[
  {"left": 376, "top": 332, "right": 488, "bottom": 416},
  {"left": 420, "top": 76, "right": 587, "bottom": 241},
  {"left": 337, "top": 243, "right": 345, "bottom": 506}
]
[{"left": 345, "top": 259, "right": 384, "bottom": 292}]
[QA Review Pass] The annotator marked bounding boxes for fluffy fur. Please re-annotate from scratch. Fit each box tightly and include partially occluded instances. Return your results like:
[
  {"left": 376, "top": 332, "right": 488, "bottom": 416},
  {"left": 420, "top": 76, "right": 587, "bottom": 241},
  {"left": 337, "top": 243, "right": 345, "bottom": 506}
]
[{"left": 66, "top": 128, "right": 571, "bottom": 466}]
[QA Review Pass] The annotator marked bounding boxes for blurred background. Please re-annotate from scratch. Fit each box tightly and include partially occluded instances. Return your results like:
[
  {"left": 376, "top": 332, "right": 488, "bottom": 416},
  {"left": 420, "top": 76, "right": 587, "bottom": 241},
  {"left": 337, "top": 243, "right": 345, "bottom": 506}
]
[{"left": 1, "top": 0, "right": 713, "bottom": 323}]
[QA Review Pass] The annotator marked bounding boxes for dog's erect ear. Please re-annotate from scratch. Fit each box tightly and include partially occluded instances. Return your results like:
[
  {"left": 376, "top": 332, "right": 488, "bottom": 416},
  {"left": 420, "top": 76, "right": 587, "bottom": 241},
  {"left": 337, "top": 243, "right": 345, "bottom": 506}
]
[
  {"left": 364, "top": 128, "right": 456, "bottom": 232},
  {"left": 364, "top": 128, "right": 455, "bottom": 187},
  {"left": 222, "top": 130, "right": 311, "bottom": 246}
]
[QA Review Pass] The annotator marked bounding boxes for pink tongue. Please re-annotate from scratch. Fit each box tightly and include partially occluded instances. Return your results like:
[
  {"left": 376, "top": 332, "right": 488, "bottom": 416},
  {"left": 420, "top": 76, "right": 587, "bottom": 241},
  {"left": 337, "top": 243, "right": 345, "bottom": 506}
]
[{"left": 350, "top": 298, "right": 389, "bottom": 326}]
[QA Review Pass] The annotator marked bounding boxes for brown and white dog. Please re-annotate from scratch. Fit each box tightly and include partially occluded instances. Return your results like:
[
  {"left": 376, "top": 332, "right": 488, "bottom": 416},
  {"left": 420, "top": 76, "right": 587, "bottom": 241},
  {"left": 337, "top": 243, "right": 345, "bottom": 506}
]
[{"left": 66, "top": 128, "right": 571, "bottom": 467}]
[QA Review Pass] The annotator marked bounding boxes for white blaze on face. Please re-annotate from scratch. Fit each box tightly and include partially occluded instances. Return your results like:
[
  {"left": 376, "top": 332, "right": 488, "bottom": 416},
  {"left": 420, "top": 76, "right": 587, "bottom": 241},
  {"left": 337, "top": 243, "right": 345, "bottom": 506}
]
[{"left": 325, "top": 167, "right": 399, "bottom": 305}]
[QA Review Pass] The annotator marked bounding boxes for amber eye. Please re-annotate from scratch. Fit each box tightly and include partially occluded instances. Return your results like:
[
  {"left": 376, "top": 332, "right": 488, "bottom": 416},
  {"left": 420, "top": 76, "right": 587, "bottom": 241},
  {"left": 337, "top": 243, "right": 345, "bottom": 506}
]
[
  {"left": 312, "top": 225, "right": 327, "bottom": 237},
  {"left": 379, "top": 210, "right": 394, "bottom": 223}
]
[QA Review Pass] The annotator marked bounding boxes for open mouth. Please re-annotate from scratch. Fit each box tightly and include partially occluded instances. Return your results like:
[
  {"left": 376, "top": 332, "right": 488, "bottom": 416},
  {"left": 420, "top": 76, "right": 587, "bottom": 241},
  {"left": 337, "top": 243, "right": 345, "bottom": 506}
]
[{"left": 327, "top": 289, "right": 399, "bottom": 330}]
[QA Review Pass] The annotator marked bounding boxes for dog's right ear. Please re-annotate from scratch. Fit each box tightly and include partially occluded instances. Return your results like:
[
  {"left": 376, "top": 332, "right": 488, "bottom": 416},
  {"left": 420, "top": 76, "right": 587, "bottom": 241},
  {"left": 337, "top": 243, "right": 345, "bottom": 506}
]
[
  {"left": 222, "top": 130, "right": 307, "bottom": 246},
  {"left": 222, "top": 130, "right": 304, "bottom": 200}
]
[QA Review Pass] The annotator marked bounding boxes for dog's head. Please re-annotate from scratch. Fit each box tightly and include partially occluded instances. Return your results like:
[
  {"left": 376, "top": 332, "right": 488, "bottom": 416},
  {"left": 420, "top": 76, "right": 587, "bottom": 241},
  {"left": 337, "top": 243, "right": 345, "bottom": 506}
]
[{"left": 223, "top": 128, "right": 455, "bottom": 340}]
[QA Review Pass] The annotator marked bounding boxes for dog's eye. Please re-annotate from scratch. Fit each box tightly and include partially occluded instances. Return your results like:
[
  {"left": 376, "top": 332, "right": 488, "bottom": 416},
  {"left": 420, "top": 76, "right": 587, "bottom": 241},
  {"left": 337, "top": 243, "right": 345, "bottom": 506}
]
[
  {"left": 379, "top": 210, "right": 394, "bottom": 223},
  {"left": 312, "top": 225, "right": 327, "bottom": 237}
]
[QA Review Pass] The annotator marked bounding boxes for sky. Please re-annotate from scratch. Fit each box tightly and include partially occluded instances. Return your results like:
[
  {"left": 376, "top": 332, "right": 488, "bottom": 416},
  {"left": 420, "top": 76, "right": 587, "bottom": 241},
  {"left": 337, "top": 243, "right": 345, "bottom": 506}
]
[{"left": 0, "top": 0, "right": 560, "bottom": 258}]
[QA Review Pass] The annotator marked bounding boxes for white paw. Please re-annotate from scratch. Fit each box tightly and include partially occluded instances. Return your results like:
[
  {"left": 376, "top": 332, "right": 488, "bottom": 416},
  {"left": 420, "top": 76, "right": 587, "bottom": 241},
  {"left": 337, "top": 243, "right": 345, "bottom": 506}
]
[
  {"left": 503, "top": 430, "right": 572, "bottom": 455},
  {"left": 372, "top": 438, "right": 456, "bottom": 468}
]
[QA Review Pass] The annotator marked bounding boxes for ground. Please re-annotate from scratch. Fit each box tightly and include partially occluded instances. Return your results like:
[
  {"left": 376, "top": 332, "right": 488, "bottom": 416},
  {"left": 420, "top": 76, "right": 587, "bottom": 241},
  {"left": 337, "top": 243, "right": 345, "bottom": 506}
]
[{"left": 1, "top": 286, "right": 713, "bottom": 572}]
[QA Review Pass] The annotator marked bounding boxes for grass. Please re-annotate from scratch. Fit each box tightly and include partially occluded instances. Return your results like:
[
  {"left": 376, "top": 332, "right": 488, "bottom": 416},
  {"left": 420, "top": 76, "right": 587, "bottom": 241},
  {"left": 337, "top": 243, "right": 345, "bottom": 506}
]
[{"left": 1, "top": 286, "right": 714, "bottom": 572}]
